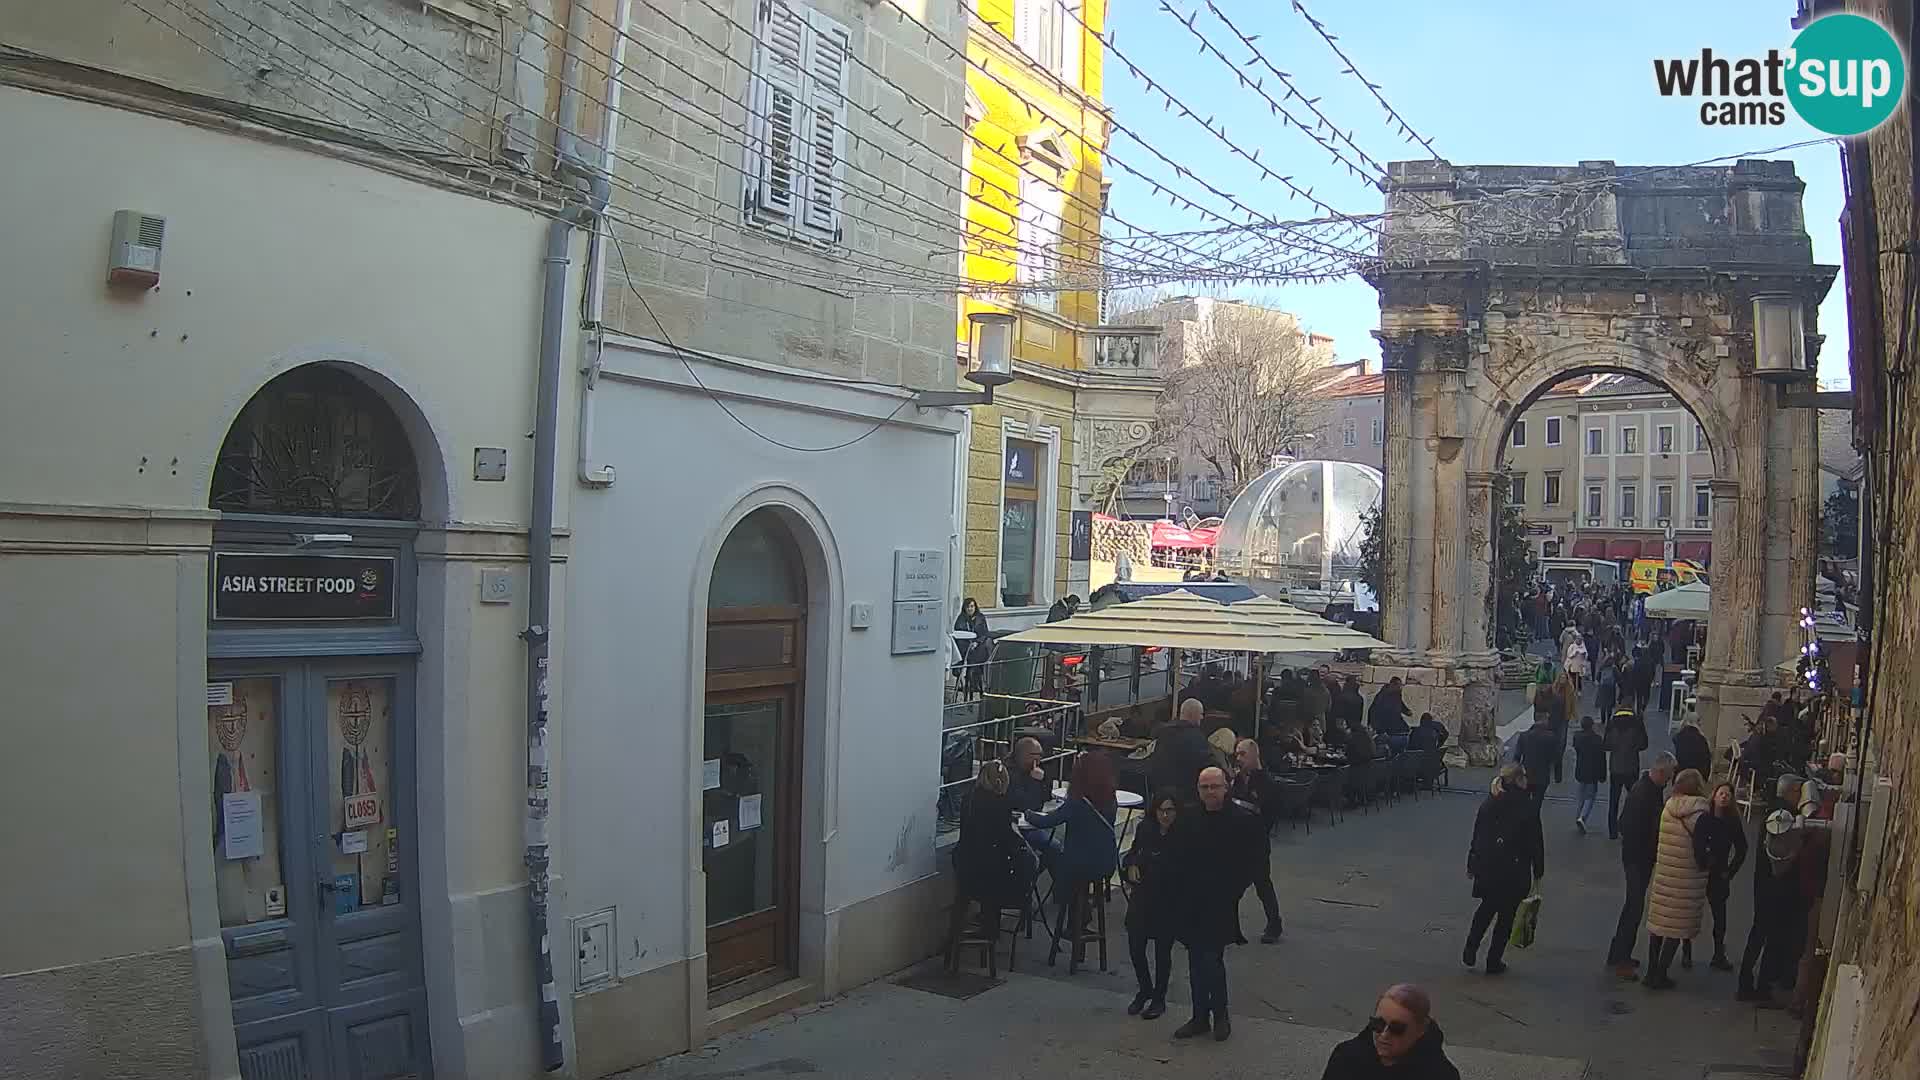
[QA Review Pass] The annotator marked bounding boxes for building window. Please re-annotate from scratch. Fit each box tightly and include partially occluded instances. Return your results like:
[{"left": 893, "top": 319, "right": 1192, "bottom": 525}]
[
  {"left": 1370, "top": 416, "right": 1383, "bottom": 445},
  {"left": 1694, "top": 483, "right": 1712, "bottom": 521},
  {"left": 1545, "top": 416, "right": 1562, "bottom": 446},
  {"left": 743, "top": 1, "right": 852, "bottom": 244},
  {"left": 1000, "top": 438, "right": 1044, "bottom": 607},
  {"left": 1655, "top": 484, "right": 1674, "bottom": 521},
  {"left": 1693, "top": 421, "right": 1707, "bottom": 452},
  {"left": 212, "top": 365, "right": 422, "bottom": 519},
  {"left": 1016, "top": 0, "right": 1084, "bottom": 83},
  {"left": 1341, "top": 419, "right": 1357, "bottom": 447},
  {"left": 1620, "top": 483, "right": 1638, "bottom": 523},
  {"left": 1508, "top": 472, "right": 1526, "bottom": 506},
  {"left": 1586, "top": 427, "right": 1605, "bottom": 455},
  {"left": 1510, "top": 419, "right": 1528, "bottom": 448},
  {"left": 1544, "top": 472, "right": 1562, "bottom": 506},
  {"left": 1656, "top": 424, "right": 1675, "bottom": 454},
  {"left": 1620, "top": 425, "right": 1640, "bottom": 454},
  {"left": 1586, "top": 485, "right": 1603, "bottom": 521},
  {"left": 1015, "top": 173, "right": 1064, "bottom": 313}
]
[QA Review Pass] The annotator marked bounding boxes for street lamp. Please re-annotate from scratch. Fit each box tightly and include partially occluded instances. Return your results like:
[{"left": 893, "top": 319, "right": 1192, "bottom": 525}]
[
  {"left": 917, "top": 312, "right": 1016, "bottom": 407},
  {"left": 1751, "top": 293, "right": 1808, "bottom": 382}
]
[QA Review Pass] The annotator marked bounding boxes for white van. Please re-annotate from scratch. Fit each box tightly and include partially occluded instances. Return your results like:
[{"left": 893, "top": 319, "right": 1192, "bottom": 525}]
[{"left": 1539, "top": 557, "right": 1623, "bottom": 588}]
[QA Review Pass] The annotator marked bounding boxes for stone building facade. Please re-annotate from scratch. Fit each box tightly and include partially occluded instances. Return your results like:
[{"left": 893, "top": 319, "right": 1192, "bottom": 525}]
[
  {"left": 1367, "top": 159, "right": 1834, "bottom": 762},
  {"left": 1800, "top": 2, "right": 1916, "bottom": 1078}
]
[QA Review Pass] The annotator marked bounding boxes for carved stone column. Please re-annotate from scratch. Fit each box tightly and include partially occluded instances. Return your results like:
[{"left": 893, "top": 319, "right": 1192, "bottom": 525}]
[
  {"left": 1463, "top": 471, "right": 1499, "bottom": 656},
  {"left": 1429, "top": 374, "right": 1469, "bottom": 661},
  {"left": 1380, "top": 366, "right": 1417, "bottom": 658}
]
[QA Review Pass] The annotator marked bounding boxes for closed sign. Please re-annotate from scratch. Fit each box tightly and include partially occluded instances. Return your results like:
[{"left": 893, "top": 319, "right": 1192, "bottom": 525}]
[{"left": 344, "top": 794, "right": 383, "bottom": 829}]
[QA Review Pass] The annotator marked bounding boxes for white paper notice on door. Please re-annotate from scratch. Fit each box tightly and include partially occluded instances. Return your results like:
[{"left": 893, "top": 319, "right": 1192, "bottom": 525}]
[
  {"left": 738, "top": 794, "right": 763, "bottom": 831},
  {"left": 702, "top": 759, "right": 722, "bottom": 791},
  {"left": 339, "top": 829, "right": 369, "bottom": 855},
  {"left": 222, "top": 791, "right": 263, "bottom": 860},
  {"left": 710, "top": 820, "right": 730, "bottom": 848}
]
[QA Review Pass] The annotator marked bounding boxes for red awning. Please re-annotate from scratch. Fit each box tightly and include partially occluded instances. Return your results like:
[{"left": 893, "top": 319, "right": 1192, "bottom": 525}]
[
  {"left": 1677, "top": 541, "right": 1711, "bottom": 563},
  {"left": 1571, "top": 539, "right": 1607, "bottom": 558},
  {"left": 1607, "top": 539, "right": 1642, "bottom": 560},
  {"left": 1148, "top": 522, "right": 1217, "bottom": 549}
]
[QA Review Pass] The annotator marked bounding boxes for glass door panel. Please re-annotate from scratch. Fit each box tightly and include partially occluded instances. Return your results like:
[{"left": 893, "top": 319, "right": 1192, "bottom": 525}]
[
  {"left": 211, "top": 677, "right": 289, "bottom": 928},
  {"left": 323, "top": 678, "right": 397, "bottom": 912},
  {"left": 704, "top": 695, "right": 789, "bottom": 990}
]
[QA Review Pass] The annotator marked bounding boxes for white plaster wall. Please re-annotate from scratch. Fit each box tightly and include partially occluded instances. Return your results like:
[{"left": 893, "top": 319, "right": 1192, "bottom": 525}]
[
  {"left": 0, "top": 86, "right": 568, "bottom": 1077},
  {"left": 557, "top": 340, "right": 959, "bottom": 989}
]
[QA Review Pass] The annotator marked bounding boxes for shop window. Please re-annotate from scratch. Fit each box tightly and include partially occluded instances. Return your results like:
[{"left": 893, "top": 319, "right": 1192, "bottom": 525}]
[
  {"left": 1000, "top": 438, "right": 1044, "bottom": 607},
  {"left": 212, "top": 366, "right": 420, "bottom": 519}
]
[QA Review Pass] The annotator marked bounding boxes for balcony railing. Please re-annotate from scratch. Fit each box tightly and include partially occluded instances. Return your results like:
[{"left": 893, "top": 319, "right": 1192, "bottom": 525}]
[{"left": 1089, "top": 325, "right": 1162, "bottom": 372}]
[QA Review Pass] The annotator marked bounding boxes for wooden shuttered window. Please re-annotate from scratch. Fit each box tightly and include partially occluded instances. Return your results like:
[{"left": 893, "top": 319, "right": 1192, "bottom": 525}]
[{"left": 745, "top": 1, "right": 850, "bottom": 243}]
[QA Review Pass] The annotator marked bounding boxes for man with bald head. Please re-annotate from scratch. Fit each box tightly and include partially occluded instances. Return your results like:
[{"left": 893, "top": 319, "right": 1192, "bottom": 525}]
[
  {"left": 1150, "top": 698, "right": 1214, "bottom": 804},
  {"left": 1168, "top": 765, "right": 1260, "bottom": 1041},
  {"left": 1005, "top": 736, "right": 1050, "bottom": 815}
]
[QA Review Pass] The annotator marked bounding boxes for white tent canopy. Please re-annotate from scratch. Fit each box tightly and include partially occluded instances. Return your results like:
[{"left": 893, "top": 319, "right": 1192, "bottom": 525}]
[
  {"left": 1003, "top": 590, "right": 1386, "bottom": 652},
  {"left": 1643, "top": 582, "right": 1710, "bottom": 619}
]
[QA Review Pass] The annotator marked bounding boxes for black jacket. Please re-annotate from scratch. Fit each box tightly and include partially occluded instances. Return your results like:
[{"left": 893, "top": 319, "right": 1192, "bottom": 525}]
[
  {"left": 1321, "top": 1021, "right": 1461, "bottom": 1080},
  {"left": 1370, "top": 687, "right": 1411, "bottom": 735},
  {"left": 1333, "top": 687, "right": 1366, "bottom": 731},
  {"left": 1468, "top": 787, "right": 1544, "bottom": 904},
  {"left": 1006, "top": 760, "right": 1050, "bottom": 814},
  {"left": 1122, "top": 814, "right": 1178, "bottom": 937},
  {"left": 1230, "top": 767, "right": 1281, "bottom": 837},
  {"left": 952, "top": 789, "right": 1023, "bottom": 906},
  {"left": 1514, "top": 724, "right": 1558, "bottom": 789},
  {"left": 1168, "top": 800, "right": 1260, "bottom": 950},
  {"left": 1604, "top": 711, "right": 1648, "bottom": 778},
  {"left": 1148, "top": 722, "right": 1212, "bottom": 802},
  {"left": 1693, "top": 811, "right": 1748, "bottom": 882},
  {"left": 1572, "top": 729, "right": 1607, "bottom": 784},
  {"left": 1617, "top": 773, "right": 1665, "bottom": 871},
  {"left": 1673, "top": 725, "right": 1713, "bottom": 777}
]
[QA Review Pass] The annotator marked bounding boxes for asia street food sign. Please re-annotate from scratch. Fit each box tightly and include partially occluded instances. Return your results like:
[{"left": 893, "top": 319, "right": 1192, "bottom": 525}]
[{"left": 213, "top": 553, "right": 396, "bottom": 621}]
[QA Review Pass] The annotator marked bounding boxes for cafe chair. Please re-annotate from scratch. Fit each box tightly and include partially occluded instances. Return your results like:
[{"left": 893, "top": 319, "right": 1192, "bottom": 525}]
[
  {"left": 1311, "top": 765, "right": 1348, "bottom": 827},
  {"left": 1273, "top": 774, "right": 1317, "bottom": 833},
  {"left": 1345, "top": 756, "right": 1375, "bottom": 813},
  {"left": 1048, "top": 878, "right": 1109, "bottom": 974},
  {"left": 944, "top": 893, "right": 1012, "bottom": 978},
  {"left": 1417, "top": 749, "right": 1450, "bottom": 793}
]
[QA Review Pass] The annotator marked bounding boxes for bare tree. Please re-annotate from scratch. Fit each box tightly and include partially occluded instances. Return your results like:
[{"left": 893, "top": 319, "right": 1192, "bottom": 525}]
[{"left": 1150, "top": 303, "right": 1329, "bottom": 500}]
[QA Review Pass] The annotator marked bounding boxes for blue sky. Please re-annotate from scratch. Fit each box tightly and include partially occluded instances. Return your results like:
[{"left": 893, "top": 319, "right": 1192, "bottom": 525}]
[{"left": 1104, "top": 0, "right": 1851, "bottom": 386}]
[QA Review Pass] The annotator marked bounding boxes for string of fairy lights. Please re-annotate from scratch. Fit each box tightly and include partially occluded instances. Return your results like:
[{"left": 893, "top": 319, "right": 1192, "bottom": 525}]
[{"left": 83, "top": 0, "right": 1837, "bottom": 298}]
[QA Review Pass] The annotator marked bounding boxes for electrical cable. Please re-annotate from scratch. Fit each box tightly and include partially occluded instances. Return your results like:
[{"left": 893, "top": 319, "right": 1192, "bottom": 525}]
[{"left": 609, "top": 229, "right": 918, "bottom": 452}]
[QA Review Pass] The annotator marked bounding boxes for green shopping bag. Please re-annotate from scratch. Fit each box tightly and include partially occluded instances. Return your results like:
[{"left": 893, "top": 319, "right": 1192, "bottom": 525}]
[{"left": 1508, "top": 893, "right": 1543, "bottom": 950}]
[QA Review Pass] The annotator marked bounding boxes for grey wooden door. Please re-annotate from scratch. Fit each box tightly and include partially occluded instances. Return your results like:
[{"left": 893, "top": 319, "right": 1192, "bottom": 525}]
[{"left": 210, "top": 662, "right": 430, "bottom": 1080}]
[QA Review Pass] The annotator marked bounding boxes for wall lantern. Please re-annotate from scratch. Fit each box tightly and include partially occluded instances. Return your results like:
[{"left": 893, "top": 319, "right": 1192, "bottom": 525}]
[
  {"left": 1751, "top": 293, "right": 1808, "bottom": 382},
  {"left": 917, "top": 311, "right": 1016, "bottom": 408}
]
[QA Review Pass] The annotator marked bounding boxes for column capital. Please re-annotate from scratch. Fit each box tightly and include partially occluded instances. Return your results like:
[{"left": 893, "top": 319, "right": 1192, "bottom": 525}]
[
  {"left": 1466, "top": 470, "right": 1501, "bottom": 490},
  {"left": 1708, "top": 477, "right": 1741, "bottom": 496}
]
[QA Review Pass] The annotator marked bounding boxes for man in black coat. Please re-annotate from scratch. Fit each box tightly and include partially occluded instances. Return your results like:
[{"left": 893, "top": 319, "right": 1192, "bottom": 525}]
[
  {"left": 1169, "top": 766, "right": 1260, "bottom": 1042},
  {"left": 1606, "top": 752, "right": 1675, "bottom": 978},
  {"left": 1603, "top": 707, "right": 1649, "bottom": 838},
  {"left": 1513, "top": 715, "right": 1558, "bottom": 807},
  {"left": 1672, "top": 718, "right": 1712, "bottom": 777},
  {"left": 1150, "top": 698, "right": 1214, "bottom": 804},
  {"left": 1370, "top": 677, "right": 1412, "bottom": 737}
]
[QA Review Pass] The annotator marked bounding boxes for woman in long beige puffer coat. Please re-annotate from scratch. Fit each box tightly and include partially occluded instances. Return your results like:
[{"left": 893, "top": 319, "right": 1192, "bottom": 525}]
[{"left": 1642, "top": 769, "right": 1710, "bottom": 989}]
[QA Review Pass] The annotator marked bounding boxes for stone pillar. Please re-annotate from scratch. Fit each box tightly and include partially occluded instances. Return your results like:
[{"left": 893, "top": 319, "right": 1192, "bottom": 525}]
[
  {"left": 1380, "top": 366, "right": 1417, "bottom": 657},
  {"left": 1429, "top": 374, "right": 1468, "bottom": 661},
  {"left": 1406, "top": 380, "right": 1436, "bottom": 662},
  {"left": 1463, "top": 472, "right": 1499, "bottom": 655}
]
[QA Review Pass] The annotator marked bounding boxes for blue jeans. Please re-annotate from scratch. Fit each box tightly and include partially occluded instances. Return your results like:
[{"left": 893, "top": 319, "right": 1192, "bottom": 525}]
[
  {"left": 1575, "top": 782, "right": 1598, "bottom": 824},
  {"left": 1187, "top": 947, "right": 1228, "bottom": 1018}
]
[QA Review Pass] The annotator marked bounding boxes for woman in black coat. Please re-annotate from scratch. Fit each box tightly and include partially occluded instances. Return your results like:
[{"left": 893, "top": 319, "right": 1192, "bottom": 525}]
[
  {"left": 1683, "top": 782, "right": 1749, "bottom": 970},
  {"left": 952, "top": 597, "right": 991, "bottom": 695},
  {"left": 1123, "top": 794, "right": 1180, "bottom": 1019},
  {"left": 945, "top": 761, "right": 1025, "bottom": 971},
  {"left": 1321, "top": 984, "right": 1461, "bottom": 1080},
  {"left": 1461, "top": 765, "right": 1545, "bottom": 975}
]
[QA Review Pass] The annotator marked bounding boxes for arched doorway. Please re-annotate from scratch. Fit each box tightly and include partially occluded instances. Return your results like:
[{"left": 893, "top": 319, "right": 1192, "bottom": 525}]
[
  {"left": 702, "top": 509, "right": 807, "bottom": 1000},
  {"left": 205, "top": 363, "right": 433, "bottom": 1080}
]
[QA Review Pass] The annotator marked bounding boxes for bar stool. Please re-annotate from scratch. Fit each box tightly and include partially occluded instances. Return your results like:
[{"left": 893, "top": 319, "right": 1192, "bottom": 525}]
[{"left": 1048, "top": 878, "right": 1109, "bottom": 974}]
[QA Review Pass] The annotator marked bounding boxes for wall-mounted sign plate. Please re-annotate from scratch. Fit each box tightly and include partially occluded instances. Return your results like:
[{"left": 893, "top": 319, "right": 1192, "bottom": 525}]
[{"left": 212, "top": 553, "right": 396, "bottom": 621}]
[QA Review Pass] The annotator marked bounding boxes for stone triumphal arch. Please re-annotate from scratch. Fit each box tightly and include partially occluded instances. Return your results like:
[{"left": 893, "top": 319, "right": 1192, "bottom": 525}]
[{"left": 1366, "top": 159, "right": 1837, "bottom": 763}]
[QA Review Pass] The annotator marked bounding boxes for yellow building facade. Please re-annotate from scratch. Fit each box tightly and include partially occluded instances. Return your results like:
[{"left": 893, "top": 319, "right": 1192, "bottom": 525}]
[{"left": 955, "top": 0, "right": 1162, "bottom": 623}]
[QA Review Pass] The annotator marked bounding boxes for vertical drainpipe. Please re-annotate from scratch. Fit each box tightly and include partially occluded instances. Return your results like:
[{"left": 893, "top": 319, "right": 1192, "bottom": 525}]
[{"left": 525, "top": 0, "right": 602, "bottom": 1071}]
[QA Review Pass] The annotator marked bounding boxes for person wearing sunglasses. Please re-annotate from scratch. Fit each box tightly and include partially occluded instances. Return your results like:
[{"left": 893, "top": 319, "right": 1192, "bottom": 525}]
[{"left": 1320, "top": 984, "right": 1460, "bottom": 1080}]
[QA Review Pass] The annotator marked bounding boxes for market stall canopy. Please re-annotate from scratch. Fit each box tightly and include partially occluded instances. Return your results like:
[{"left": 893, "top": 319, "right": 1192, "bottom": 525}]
[
  {"left": 1007, "top": 590, "right": 1385, "bottom": 652},
  {"left": 1643, "top": 581, "right": 1710, "bottom": 618}
]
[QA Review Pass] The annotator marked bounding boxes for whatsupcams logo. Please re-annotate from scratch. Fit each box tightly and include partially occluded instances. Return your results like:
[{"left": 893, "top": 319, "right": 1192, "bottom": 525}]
[{"left": 1653, "top": 13, "right": 1906, "bottom": 135}]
